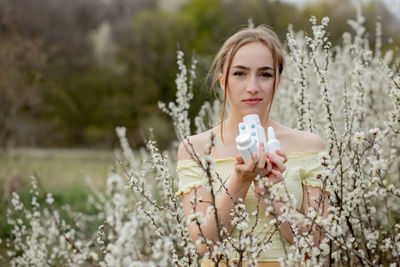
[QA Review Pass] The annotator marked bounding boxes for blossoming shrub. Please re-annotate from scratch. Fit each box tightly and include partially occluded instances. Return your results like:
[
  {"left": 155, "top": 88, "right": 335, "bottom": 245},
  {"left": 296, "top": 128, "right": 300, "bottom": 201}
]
[
  {"left": 279, "top": 11, "right": 400, "bottom": 266},
  {"left": 2, "top": 11, "right": 400, "bottom": 267}
]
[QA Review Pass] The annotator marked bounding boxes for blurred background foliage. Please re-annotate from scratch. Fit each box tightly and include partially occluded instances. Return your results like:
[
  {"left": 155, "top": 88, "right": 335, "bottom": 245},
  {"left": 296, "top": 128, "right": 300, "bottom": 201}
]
[{"left": 0, "top": 0, "right": 399, "bottom": 150}]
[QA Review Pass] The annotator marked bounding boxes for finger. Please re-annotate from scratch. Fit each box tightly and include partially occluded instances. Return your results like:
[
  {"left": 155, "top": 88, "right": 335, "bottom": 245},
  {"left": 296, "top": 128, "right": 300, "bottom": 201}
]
[
  {"left": 276, "top": 150, "right": 288, "bottom": 163},
  {"left": 257, "top": 143, "right": 266, "bottom": 169},
  {"left": 264, "top": 157, "right": 272, "bottom": 175},
  {"left": 246, "top": 154, "right": 258, "bottom": 171},
  {"left": 236, "top": 155, "right": 244, "bottom": 164},
  {"left": 267, "top": 153, "right": 286, "bottom": 173},
  {"left": 235, "top": 155, "right": 256, "bottom": 171},
  {"left": 268, "top": 151, "right": 285, "bottom": 163}
]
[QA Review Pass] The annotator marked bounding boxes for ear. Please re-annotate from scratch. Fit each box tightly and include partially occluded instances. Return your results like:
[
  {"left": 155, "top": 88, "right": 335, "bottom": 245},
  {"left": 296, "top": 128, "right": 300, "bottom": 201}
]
[{"left": 219, "top": 73, "right": 225, "bottom": 92}]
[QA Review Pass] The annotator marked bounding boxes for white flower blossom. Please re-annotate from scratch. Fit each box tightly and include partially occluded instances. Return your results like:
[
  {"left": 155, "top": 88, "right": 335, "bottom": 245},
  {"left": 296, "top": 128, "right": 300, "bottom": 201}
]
[
  {"left": 206, "top": 205, "right": 215, "bottom": 217},
  {"left": 45, "top": 193, "right": 54, "bottom": 205},
  {"left": 236, "top": 221, "right": 249, "bottom": 231},
  {"left": 187, "top": 212, "right": 206, "bottom": 226},
  {"left": 353, "top": 131, "right": 365, "bottom": 143}
]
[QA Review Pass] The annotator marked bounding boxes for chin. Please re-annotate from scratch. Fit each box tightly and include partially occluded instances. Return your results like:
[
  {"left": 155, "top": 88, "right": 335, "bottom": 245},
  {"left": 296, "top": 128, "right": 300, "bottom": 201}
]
[{"left": 241, "top": 109, "right": 262, "bottom": 117}]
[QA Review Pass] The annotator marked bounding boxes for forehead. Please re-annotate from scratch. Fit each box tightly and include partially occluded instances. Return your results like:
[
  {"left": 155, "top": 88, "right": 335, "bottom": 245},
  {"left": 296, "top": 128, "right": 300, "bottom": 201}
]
[{"left": 231, "top": 42, "right": 273, "bottom": 68}]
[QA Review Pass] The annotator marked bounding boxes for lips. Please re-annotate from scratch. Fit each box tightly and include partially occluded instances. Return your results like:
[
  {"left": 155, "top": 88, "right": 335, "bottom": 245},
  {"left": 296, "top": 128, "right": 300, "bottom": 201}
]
[{"left": 242, "top": 98, "right": 262, "bottom": 105}]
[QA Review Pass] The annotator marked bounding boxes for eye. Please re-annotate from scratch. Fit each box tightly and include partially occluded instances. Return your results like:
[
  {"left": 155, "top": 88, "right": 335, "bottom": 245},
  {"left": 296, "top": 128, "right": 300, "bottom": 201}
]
[
  {"left": 233, "top": 71, "right": 246, "bottom": 77},
  {"left": 260, "top": 72, "right": 273, "bottom": 79}
]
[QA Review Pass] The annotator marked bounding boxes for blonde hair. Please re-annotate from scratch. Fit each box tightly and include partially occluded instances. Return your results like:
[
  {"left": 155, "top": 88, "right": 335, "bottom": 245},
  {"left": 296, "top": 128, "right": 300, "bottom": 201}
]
[{"left": 208, "top": 25, "right": 284, "bottom": 142}]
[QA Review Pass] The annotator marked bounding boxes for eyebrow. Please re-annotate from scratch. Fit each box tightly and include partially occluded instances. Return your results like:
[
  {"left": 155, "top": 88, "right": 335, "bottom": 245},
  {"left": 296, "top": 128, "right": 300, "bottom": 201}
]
[{"left": 232, "top": 65, "right": 274, "bottom": 71}]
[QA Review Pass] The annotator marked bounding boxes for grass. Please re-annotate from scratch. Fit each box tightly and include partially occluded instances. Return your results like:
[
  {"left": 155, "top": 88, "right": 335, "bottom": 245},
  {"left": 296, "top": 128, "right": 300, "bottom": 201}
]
[
  {"left": 0, "top": 148, "right": 116, "bottom": 259},
  {"left": 0, "top": 148, "right": 115, "bottom": 192}
]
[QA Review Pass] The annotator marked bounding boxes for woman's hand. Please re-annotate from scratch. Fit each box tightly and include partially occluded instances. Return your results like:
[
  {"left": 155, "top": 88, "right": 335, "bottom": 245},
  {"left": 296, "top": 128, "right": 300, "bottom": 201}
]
[
  {"left": 254, "top": 149, "right": 287, "bottom": 197},
  {"left": 266, "top": 149, "right": 287, "bottom": 182},
  {"left": 234, "top": 143, "right": 272, "bottom": 183}
]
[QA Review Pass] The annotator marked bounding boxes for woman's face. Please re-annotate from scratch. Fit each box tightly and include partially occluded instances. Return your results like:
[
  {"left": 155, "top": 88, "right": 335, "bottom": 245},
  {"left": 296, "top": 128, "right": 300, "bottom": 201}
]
[{"left": 223, "top": 41, "right": 277, "bottom": 117}]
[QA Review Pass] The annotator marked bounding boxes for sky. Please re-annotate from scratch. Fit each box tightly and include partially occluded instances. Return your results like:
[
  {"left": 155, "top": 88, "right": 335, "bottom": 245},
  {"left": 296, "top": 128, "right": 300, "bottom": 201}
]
[{"left": 281, "top": 0, "right": 400, "bottom": 20}]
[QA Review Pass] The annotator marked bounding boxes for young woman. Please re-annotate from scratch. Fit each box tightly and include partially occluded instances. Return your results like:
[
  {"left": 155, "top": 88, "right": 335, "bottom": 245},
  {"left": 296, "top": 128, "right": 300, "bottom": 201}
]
[{"left": 176, "top": 25, "right": 329, "bottom": 266}]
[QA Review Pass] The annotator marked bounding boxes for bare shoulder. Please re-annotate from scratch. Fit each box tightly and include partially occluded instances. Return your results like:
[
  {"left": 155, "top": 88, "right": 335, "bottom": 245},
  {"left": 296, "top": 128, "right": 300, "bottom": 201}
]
[
  {"left": 177, "top": 128, "right": 218, "bottom": 161},
  {"left": 295, "top": 130, "right": 325, "bottom": 151},
  {"left": 277, "top": 124, "right": 325, "bottom": 153}
]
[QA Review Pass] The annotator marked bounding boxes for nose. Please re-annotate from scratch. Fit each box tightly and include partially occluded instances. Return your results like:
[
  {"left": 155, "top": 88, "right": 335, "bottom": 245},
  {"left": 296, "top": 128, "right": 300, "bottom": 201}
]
[{"left": 246, "top": 74, "right": 259, "bottom": 94}]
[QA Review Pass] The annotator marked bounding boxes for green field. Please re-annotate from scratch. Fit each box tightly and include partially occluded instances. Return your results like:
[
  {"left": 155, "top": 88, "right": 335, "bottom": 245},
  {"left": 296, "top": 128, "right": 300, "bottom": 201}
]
[
  {"left": 0, "top": 148, "right": 115, "bottom": 193},
  {"left": 0, "top": 148, "right": 115, "bottom": 231},
  {"left": 0, "top": 148, "right": 116, "bottom": 261}
]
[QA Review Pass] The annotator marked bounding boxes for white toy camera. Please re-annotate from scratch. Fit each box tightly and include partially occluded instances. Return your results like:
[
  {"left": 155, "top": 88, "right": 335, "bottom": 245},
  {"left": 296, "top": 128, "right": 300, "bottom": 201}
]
[{"left": 235, "top": 114, "right": 281, "bottom": 164}]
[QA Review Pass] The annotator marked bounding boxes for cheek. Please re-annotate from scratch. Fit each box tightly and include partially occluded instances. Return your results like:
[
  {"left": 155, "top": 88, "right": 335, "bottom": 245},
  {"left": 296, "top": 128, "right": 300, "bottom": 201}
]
[
  {"left": 227, "top": 78, "right": 244, "bottom": 90},
  {"left": 264, "top": 80, "right": 275, "bottom": 92},
  {"left": 225, "top": 87, "right": 240, "bottom": 105},
  {"left": 226, "top": 80, "right": 238, "bottom": 95}
]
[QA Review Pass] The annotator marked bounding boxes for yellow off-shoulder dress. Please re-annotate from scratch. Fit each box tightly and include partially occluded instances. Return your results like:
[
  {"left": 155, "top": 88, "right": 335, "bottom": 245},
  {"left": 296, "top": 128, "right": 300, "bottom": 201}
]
[{"left": 176, "top": 150, "right": 326, "bottom": 263}]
